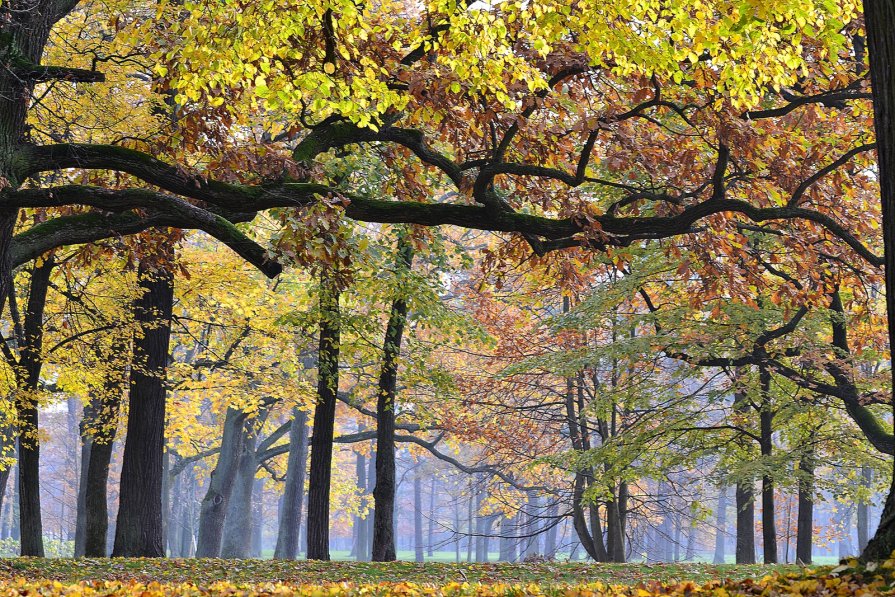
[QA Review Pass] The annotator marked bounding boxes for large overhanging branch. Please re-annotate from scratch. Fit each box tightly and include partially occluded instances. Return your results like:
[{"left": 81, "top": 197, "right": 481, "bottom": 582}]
[
  {"left": 16, "top": 141, "right": 882, "bottom": 267},
  {"left": 10, "top": 189, "right": 279, "bottom": 276}
]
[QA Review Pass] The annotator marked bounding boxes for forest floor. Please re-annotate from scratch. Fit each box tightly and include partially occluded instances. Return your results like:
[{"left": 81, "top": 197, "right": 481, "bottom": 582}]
[
  {"left": 0, "top": 558, "right": 890, "bottom": 596},
  {"left": 0, "top": 558, "right": 800, "bottom": 585}
]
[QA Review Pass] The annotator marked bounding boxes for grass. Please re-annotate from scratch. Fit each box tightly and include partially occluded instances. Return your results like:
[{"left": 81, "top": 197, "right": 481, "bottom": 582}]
[{"left": 0, "top": 558, "right": 803, "bottom": 585}]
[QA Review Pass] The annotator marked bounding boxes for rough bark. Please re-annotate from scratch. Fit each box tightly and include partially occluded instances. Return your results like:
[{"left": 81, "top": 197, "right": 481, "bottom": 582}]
[
  {"left": 371, "top": 237, "right": 414, "bottom": 562},
  {"left": 221, "top": 417, "right": 260, "bottom": 558},
  {"left": 196, "top": 407, "right": 248, "bottom": 557},
  {"left": 735, "top": 480, "right": 756, "bottom": 564},
  {"left": 112, "top": 261, "right": 174, "bottom": 557},
  {"left": 306, "top": 272, "right": 340, "bottom": 561},
  {"left": 861, "top": 0, "right": 895, "bottom": 563},
  {"left": 15, "top": 256, "right": 54, "bottom": 556},
  {"left": 274, "top": 408, "right": 309, "bottom": 559}
]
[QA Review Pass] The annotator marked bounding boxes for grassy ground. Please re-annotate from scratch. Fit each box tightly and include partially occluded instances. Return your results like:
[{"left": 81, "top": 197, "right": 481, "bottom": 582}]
[{"left": 0, "top": 558, "right": 802, "bottom": 585}]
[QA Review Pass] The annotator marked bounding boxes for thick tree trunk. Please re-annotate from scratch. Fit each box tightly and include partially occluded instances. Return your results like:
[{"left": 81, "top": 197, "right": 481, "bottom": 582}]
[
  {"left": 522, "top": 490, "right": 540, "bottom": 560},
  {"left": 372, "top": 237, "right": 413, "bottom": 562},
  {"left": 16, "top": 257, "right": 54, "bottom": 557},
  {"left": 306, "top": 273, "right": 340, "bottom": 561},
  {"left": 221, "top": 418, "right": 260, "bottom": 558},
  {"left": 862, "top": 0, "right": 895, "bottom": 563},
  {"left": 274, "top": 408, "right": 309, "bottom": 559},
  {"left": 196, "top": 407, "right": 248, "bottom": 557},
  {"left": 74, "top": 439, "right": 91, "bottom": 557},
  {"left": 499, "top": 516, "right": 516, "bottom": 562},
  {"left": 735, "top": 481, "right": 756, "bottom": 564},
  {"left": 251, "top": 477, "right": 264, "bottom": 557},
  {"left": 606, "top": 486, "right": 626, "bottom": 562},
  {"left": 112, "top": 261, "right": 174, "bottom": 557},
  {"left": 796, "top": 445, "right": 815, "bottom": 564},
  {"left": 713, "top": 486, "right": 728, "bottom": 564}
]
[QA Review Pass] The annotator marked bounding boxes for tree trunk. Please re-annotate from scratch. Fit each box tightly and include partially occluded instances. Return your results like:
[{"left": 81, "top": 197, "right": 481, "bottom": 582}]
[
  {"left": 221, "top": 419, "right": 259, "bottom": 558},
  {"left": 16, "top": 256, "right": 54, "bottom": 556},
  {"left": 112, "top": 261, "right": 174, "bottom": 557},
  {"left": 543, "top": 502, "right": 559, "bottom": 559},
  {"left": 351, "top": 446, "right": 366, "bottom": 559},
  {"left": 196, "top": 407, "right": 247, "bottom": 557},
  {"left": 427, "top": 478, "right": 436, "bottom": 557},
  {"left": 735, "top": 481, "right": 756, "bottom": 564},
  {"left": 274, "top": 408, "right": 308, "bottom": 559},
  {"left": 499, "top": 515, "right": 515, "bottom": 562},
  {"left": 251, "top": 477, "right": 264, "bottom": 557},
  {"left": 372, "top": 237, "right": 414, "bottom": 562},
  {"left": 858, "top": 466, "right": 873, "bottom": 553},
  {"left": 861, "top": 0, "right": 895, "bottom": 563},
  {"left": 80, "top": 358, "right": 124, "bottom": 558},
  {"left": 306, "top": 272, "right": 340, "bottom": 561},
  {"left": 74, "top": 439, "right": 91, "bottom": 557},
  {"left": 606, "top": 486, "right": 626, "bottom": 562},
  {"left": 179, "top": 465, "right": 196, "bottom": 557},
  {"left": 713, "top": 486, "right": 728, "bottom": 564},
  {"left": 758, "top": 366, "right": 777, "bottom": 564},
  {"left": 414, "top": 473, "right": 424, "bottom": 562},
  {"left": 796, "top": 445, "right": 815, "bottom": 564}
]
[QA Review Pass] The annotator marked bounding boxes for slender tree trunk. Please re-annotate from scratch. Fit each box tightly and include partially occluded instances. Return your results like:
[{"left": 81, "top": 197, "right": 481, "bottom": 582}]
[
  {"left": 861, "top": 0, "right": 895, "bottom": 563},
  {"left": 733, "top": 384, "right": 756, "bottom": 564},
  {"left": 713, "top": 486, "right": 728, "bottom": 564},
  {"left": 372, "top": 237, "right": 413, "bottom": 562},
  {"left": 306, "top": 272, "right": 340, "bottom": 561},
  {"left": 543, "top": 502, "right": 558, "bottom": 559},
  {"left": 474, "top": 480, "right": 486, "bottom": 562},
  {"left": 796, "top": 443, "right": 815, "bottom": 564},
  {"left": 858, "top": 466, "right": 873, "bottom": 552},
  {"left": 81, "top": 356, "right": 124, "bottom": 558},
  {"left": 179, "top": 466, "right": 196, "bottom": 558},
  {"left": 274, "top": 408, "right": 308, "bottom": 559},
  {"left": 112, "top": 261, "right": 174, "bottom": 557},
  {"left": 414, "top": 473, "right": 424, "bottom": 562},
  {"left": 196, "top": 407, "right": 247, "bottom": 557},
  {"left": 351, "top": 446, "right": 366, "bottom": 559},
  {"left": 758, "top": 366, "right": 777, "bottom": 564},
  {"left": 427, "top": 478, "right": 436, "bottom": 557}
]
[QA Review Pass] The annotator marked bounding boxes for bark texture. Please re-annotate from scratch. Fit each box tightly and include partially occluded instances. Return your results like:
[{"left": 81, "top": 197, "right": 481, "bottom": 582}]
[{"left": 112, "top": 261, "right": 174, "bottom": 557}]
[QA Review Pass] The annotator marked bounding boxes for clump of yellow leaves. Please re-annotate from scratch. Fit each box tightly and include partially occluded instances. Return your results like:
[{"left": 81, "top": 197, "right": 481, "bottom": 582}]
[{"left": 3, "top": 554, "right": 895, "bottom": 597}]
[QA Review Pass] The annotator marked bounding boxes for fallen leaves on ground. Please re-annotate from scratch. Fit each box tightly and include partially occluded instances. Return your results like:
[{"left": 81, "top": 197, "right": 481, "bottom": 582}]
[
  {"left": 0, "top": 557, "right": 894, "bottom": 595},
  {"left": 0, "top": 559, "right": 797, "bottom": 585}
]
